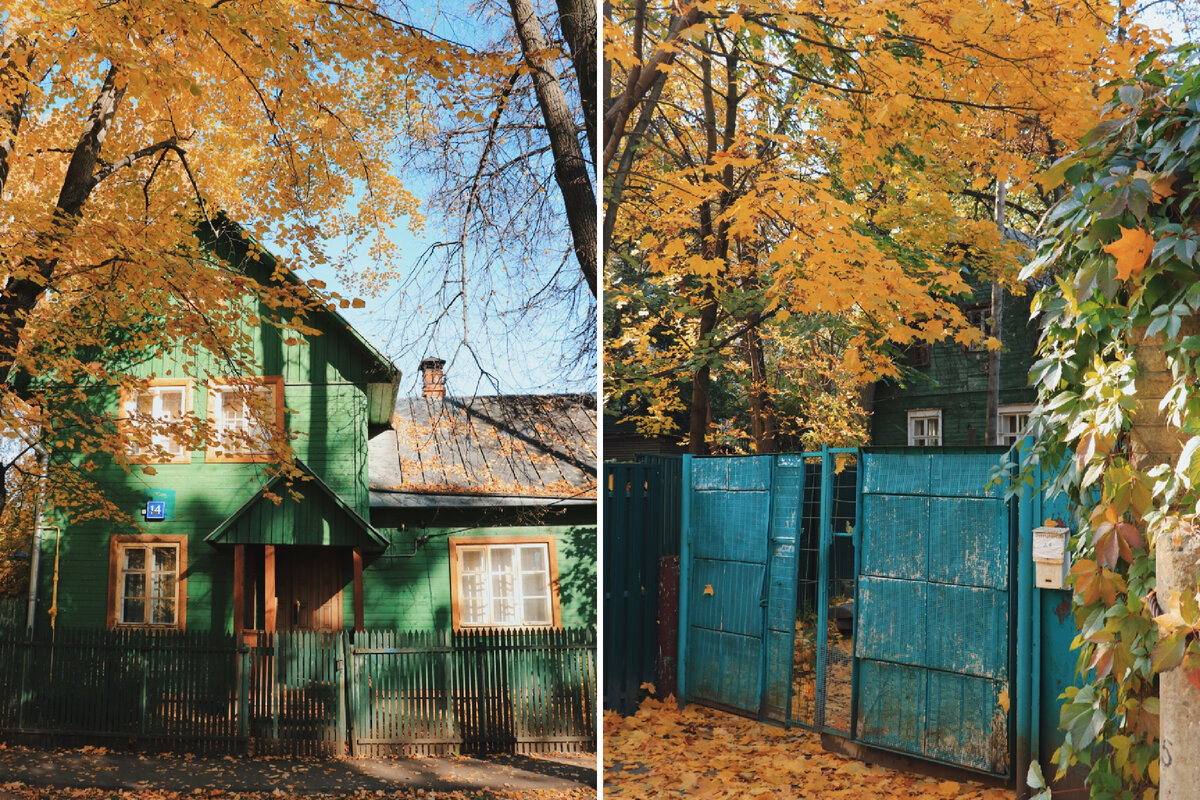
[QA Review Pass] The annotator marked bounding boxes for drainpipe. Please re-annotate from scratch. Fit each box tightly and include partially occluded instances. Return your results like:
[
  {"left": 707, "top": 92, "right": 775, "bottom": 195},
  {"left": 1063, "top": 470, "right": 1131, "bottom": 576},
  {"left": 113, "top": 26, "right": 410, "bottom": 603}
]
[{"left": 24, "top": 449, "right": 47, "bottom": 639}]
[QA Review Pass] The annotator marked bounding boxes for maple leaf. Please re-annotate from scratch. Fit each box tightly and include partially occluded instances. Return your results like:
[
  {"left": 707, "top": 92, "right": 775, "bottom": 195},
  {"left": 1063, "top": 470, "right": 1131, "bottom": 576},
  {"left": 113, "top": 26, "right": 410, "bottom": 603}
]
[{"left": 1102, "top": 226, "right": 1155, "bottom": 280}]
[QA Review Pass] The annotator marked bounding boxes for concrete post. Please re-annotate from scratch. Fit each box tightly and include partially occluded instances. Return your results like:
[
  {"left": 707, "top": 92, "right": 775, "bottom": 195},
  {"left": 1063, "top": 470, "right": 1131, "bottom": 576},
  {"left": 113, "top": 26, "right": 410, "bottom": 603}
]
[{"left": 1129, "top": 330, "right": 1200, "bottom": 799}]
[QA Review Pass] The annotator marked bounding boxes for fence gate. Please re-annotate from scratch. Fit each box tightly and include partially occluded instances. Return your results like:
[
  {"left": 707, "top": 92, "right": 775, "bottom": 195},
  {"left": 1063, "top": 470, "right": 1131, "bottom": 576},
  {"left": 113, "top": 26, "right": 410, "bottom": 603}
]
[
  {"left": 680, "top": 456, "right": 774, "bottom": 716},
  {"left": 679, "top": 451, "right": 856, "bottom": 728},
  {"left": 855, "top": 451, "right": 1013, "bottom": 777}
]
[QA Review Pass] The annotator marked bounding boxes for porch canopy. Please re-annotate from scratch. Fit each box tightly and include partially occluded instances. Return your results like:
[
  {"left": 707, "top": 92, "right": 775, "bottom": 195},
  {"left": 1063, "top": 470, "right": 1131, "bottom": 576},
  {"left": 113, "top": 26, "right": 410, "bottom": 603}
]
[{"left": 205, "top": 459, "right": 389, "bottom": 551}]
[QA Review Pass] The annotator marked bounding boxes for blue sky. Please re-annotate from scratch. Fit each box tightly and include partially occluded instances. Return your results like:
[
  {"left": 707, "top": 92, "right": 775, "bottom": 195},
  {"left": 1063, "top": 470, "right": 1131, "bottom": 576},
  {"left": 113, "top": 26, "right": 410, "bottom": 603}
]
[{"left": 297, "top": 0, "right": 597, "bottom": 401}]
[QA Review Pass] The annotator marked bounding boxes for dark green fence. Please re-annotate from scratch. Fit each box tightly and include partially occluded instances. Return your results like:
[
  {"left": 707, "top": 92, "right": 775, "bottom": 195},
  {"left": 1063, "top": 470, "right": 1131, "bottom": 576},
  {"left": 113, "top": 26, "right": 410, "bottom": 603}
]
[
  {"left": 0, "top": 627, "right": 596, "bottom": 757},
  {"left": 603, "top": 461, "right": 662, "bottom": 714}
]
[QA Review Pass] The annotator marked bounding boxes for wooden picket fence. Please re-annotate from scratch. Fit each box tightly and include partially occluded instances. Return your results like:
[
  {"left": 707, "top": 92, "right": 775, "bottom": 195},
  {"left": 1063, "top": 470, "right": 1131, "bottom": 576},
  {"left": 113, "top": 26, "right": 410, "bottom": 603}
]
[{"left": 0, "top": 626, "right": 596, "bottom": 757}]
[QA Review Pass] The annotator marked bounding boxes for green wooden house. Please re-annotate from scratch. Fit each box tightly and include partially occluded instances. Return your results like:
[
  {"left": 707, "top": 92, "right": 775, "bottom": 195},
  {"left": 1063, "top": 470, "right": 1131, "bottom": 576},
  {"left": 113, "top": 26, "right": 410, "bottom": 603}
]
[
  {"left": 365, "top": 367, "right": 598, "bottom": 631},
  {"left": 869, "top": 282, "right": 1040, "bottom": 447},
  {"left": 27, "top": 251, "right": 597, "bottom": 639}
]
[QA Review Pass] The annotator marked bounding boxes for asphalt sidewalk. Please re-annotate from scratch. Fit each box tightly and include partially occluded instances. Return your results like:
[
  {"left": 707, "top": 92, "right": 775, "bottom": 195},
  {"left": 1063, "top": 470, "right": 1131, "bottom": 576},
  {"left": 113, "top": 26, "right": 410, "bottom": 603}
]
[{"left": 0, "top": 745, "right": 597, "bottom": 796}]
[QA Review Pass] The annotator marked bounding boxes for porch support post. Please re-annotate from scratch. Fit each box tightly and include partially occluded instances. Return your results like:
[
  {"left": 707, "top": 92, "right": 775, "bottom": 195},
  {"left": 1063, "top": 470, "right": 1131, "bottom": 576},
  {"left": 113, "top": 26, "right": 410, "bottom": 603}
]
[
  {"left": 233, "top": 544, "right": 245, "bottom": 639},
  {"left": 352, "top": 547, "right": 365, "bottom": 632},
  {"left": 264, "top": 544, "right": 277, "bottom": 633}
]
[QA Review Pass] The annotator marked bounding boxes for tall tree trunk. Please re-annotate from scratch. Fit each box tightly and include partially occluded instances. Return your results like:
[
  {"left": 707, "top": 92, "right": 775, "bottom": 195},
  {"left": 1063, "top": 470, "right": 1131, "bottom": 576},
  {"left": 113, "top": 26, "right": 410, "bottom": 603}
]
[
  {"left": 686, "top": 39, "right": 737, "bottom": 455},
  {"left": 554, "top": 0, "right": 597, "bottom": 165},
  {"left": 745, "top": 309, "right": 778, "bottom": 453},
  {"left": 986, "top": 180, "right": 1006, "bottom": 445},
  {"left": 0, "top": 63, "right": 126, "bottom": 379},
  {"left": 0, "top": 39, "right": 34, "bottom": 200},
  {"left": 507, "top": 0, "right": 597, "bottom": 297}
]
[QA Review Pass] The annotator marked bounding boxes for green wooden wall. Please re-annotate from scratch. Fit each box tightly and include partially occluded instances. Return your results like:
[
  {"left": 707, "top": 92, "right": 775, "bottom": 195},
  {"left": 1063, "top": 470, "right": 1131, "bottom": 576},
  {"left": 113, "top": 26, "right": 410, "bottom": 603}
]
[
  {"left": 870, "top": 286, "right": 1039, "bottom": 447},
  {"left": 358, "top": 524, "right": 598, "bottom": 631},
  {"left": 35, "top": 293, "right": 376, "bottom": 634}
]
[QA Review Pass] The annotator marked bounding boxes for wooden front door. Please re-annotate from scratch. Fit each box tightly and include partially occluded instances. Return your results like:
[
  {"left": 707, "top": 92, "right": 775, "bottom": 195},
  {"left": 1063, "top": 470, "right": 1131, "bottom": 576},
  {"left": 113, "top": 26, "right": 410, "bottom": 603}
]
[{"left": 275, "top": 546, "right": 345, "bottom": 631}]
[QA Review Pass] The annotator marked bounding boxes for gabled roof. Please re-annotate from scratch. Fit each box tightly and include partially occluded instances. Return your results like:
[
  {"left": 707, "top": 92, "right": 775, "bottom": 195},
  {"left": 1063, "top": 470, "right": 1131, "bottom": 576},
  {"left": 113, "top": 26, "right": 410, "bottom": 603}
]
[
  {"left": 369, "top": 394, "right": 597, "bottom": 509},
  {"left": 200, "top": 216, "right": 399, "bottom": 386},
  {"left": 206, "top": 460, "right": 389, "bottom": 550}
]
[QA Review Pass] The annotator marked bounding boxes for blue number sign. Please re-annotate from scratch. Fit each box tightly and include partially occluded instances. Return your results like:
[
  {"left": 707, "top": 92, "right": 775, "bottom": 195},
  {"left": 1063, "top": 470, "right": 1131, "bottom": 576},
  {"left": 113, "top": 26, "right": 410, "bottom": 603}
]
[{"left": 145, "top": 501, "right": 166, "bottom": 521}]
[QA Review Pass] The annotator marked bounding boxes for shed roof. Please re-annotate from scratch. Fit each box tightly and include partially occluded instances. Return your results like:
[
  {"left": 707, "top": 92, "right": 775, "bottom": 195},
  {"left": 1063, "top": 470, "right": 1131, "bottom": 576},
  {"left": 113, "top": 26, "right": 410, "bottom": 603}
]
[{"left": 369, "top": 394, "right": 597, "bottom": 508}]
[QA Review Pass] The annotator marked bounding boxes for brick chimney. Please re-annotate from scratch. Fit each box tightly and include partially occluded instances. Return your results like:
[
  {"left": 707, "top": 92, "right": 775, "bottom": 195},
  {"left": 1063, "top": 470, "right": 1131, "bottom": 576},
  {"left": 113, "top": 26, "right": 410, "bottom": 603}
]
[{"left": 419, "top": 357, "right": 446, "bottom": 398}]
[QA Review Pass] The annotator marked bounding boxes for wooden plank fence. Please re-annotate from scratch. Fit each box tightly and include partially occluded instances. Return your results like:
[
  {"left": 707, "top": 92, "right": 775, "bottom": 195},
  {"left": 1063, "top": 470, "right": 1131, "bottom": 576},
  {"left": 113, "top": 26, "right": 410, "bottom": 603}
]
[{"left": 0, "top": 626, "right": 595, "bottom": 757}]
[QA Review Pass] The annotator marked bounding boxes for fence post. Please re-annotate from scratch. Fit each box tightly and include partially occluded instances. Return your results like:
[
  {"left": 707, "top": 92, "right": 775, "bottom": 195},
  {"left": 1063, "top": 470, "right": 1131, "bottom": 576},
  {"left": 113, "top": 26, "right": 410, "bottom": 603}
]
[
  {"left": 676, "top": 454, "right": 692, "bottom": 708},
  {"left": 237, "top": 641, "right": 250, "bottom": 753},
  {"left": 139, "top": 643, "right": 149, "bottom": 740},
  {"left": 336, "top": 632, "right": 347, "bottom": 758}
]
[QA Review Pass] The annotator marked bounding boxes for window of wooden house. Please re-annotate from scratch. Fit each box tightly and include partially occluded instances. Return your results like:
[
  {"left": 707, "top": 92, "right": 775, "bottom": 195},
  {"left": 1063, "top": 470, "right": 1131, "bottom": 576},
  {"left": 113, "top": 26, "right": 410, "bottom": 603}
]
[
  {"left": 907, "top": 343, "right": 931, "bottom": 368},
  {"left": 907, "top": 409, "right": 942, "bottom": 446},
  {"left": 206, "top": 377, "right": 283, "bottom": 462},
  {"left": 108, "top": 535, "right": 187, "bottom": 629},
  {"left": 998, "top": 404, "right": 1033, "bottom": 447},
  {"left": 449, "top": 536, "right": 561, "bottom": 630},
  {"left": 121, "top": 380, "right": 192, "bottom": 462},
  {"left": 964, "top": 304, "right": 991, "bottom": 353}
]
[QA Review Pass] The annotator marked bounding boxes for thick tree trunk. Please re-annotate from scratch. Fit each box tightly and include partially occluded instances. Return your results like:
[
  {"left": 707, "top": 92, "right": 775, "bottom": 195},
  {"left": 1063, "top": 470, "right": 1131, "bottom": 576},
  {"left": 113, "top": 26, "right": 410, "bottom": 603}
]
[
  {"left": 1129, "top": 325, "right": 1200, "bottom": 800},
  {"left": 554, "top": 0, "right": 597, "bottom": 164},
  {"left": 0, "top": 63, "right": 126, "bottom": 376},
  {"left": 0, "top": 39, "right": 34, "bottom": 200},
  {"left": 745, "top": 314, "right": 778, "bottom": 453},
  {"left": 507, "top": 0, "right": 597, "bottom": 297}
]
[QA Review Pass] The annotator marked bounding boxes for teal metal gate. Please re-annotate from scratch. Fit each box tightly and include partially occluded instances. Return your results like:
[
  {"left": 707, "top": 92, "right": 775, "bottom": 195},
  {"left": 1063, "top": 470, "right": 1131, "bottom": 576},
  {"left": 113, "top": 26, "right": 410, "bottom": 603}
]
[
  {"left": 855, "top": 451, "right": 1012, "bottom": 777},
  {"left": 677, "top": 450, "right": 857, "bottom": 729},
  {"left": 677, "top": 448, "right": 1015, "bottom": 778}
]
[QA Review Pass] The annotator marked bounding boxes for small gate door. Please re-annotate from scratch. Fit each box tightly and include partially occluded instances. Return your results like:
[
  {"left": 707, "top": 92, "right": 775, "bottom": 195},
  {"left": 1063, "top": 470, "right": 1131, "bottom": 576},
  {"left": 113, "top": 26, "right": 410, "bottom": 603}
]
[
  {"left": 681, "top": 456, "right": 774, "bottom": 715},
  {"left": 855, "top": 452, "right": 1012, "bottom": 776}
]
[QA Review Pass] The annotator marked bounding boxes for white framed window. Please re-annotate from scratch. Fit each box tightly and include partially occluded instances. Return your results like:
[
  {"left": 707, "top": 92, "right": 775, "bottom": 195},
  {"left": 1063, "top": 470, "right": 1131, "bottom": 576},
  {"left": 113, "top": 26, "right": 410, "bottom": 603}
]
[
  {"left": 207, "top": 377, "right": 283, "bottom": 461},
  {"left": 108, "top": 535, "right": 187, "bottom": 629},
  {"left": 908, "top": 409, "right": 942, "bottom": 446},
  {"left": 449, "top": 537, "right": 561, "bottom": 629},
  {"left": 122, "top": 381, "right": 191, "bottom": 462},
  {"left": 998, "top": 404, "right": 1034, "bottom": 447}
]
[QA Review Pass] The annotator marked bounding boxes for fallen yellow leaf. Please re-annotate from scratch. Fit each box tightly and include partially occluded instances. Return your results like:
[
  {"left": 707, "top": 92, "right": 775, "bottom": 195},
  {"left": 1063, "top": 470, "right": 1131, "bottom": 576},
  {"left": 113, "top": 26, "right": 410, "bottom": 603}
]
[{"left": 703, "top": 584, "right": 714, "bottom": 596}]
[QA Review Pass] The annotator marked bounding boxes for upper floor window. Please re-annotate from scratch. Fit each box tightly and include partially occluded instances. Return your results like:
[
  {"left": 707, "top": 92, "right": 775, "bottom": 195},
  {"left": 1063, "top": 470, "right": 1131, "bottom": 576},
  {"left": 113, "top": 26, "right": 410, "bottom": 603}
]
[
  {"left": 449, "top": 536, "right": 561, "bottom": 629},
  {"left": 998, "top": 404, "right": 1033, "bottom": 447},
  {"left": 964, "top": 304, "right": 991, "bottom": 352},
  {"left": 207, "top": 376, "right": 284, "bottom": 462},
  {"left": 108, "top": 535, "right": 187, "bottom": 629},
  {"left": 908, "top": 409, "right": 942, "bottom": 446},
  {"left": 121, "top": 380, "right": 192, "bottom": 463}
]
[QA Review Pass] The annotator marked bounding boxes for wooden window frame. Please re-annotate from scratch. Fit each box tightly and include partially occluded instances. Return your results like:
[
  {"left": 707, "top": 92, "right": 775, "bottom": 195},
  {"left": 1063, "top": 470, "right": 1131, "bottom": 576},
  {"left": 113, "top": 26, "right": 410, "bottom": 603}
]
[
  {"left": 907, "top": 408, "right": 942, "bottom": 447},
  {"left": 448, "top": 535, "right": 562, "bottom": 631},
  {"left": 119, "top": 379, "right": 194, "bottom": 464},
  {"left": 205, "top": 376, "right": 285, "bottom": 463},
  {"left": 107, "top": 534, "right": 188, "bottom": 630},
  {"left": 998, "top": 404, "right": 1034, "bottom": 447},
  {"left": 907, "top": 343, "right": 931, "bottom": 368},
  {"left": 964, "top": 304, "right": 991, "bottom": 353}
]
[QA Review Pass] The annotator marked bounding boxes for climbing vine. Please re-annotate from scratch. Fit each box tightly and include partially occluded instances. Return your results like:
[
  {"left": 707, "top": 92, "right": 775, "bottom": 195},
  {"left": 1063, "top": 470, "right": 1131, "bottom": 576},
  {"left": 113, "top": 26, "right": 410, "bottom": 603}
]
[{"left": 1024, "top": 46, "right": 1200, "bottom": 799}]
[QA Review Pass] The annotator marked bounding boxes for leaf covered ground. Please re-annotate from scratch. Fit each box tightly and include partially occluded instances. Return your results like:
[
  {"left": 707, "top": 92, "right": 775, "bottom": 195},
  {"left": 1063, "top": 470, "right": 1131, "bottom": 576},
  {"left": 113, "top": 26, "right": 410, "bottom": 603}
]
[
  {"left": 0, "top": 787, "right": 591, "bottom": 800},
  {"left": 604, "top": 698, "right": 1015, "bottom": 800}
]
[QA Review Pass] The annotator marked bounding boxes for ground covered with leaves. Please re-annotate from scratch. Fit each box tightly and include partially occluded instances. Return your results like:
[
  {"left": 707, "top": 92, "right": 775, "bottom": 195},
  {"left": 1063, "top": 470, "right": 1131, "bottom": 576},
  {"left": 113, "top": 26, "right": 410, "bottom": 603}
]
[
  {"left": 0, "top": 787, "right": 591, "bottom": 800},
  {"left": 604, "top": 698, "right": 1014, "bottom": 799}
]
